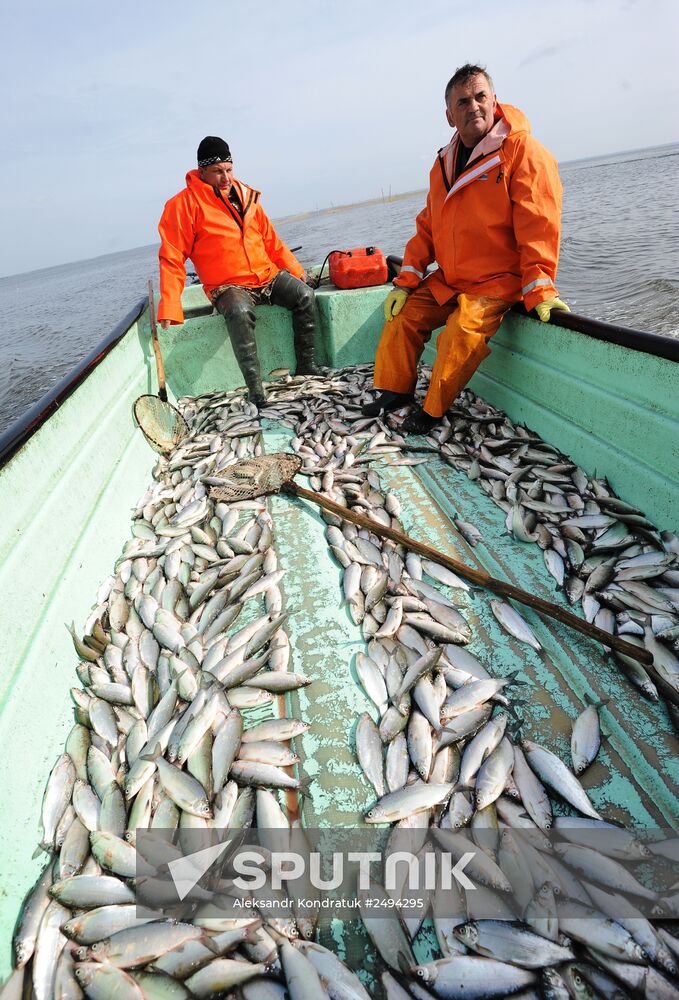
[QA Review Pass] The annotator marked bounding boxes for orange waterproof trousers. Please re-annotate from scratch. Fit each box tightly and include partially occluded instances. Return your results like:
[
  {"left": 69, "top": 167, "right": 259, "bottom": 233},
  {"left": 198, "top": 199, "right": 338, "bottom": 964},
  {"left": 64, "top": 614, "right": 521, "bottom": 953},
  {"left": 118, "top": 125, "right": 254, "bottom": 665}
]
[{"left": 373, "top": 283, "right": 511, "bottom": 417}]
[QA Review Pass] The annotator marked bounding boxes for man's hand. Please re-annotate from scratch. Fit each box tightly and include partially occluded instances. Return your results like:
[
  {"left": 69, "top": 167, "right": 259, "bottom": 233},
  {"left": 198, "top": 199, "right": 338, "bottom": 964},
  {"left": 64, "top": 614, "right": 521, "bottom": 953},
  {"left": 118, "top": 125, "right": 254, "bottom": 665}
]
[
  {"left": 384, "top": 288, "right": 409, "bottom": 322},
  {"left": 159, "top": 319, "right": 171, "bottom": 331},
  {"left": 535, "top": 297, "right": 570, "bottom": 323}
]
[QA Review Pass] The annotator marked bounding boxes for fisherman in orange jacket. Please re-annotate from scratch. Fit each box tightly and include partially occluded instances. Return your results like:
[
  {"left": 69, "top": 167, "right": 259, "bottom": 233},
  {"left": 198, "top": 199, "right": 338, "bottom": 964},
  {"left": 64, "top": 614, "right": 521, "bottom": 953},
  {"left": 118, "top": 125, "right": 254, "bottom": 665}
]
[
  {"left": 158, "top": 136, "right": 318, "bottom": 405},
  {"left": 364, "top": 64, "right": 568, "bottom": 434}
]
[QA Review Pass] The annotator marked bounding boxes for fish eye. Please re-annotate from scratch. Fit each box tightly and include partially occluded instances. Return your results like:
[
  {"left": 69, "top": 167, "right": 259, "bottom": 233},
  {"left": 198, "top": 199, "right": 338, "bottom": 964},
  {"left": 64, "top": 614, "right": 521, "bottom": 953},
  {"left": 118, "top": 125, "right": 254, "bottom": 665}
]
[{"left": 416, "top": 969, "right": 426, "bottom": 979}]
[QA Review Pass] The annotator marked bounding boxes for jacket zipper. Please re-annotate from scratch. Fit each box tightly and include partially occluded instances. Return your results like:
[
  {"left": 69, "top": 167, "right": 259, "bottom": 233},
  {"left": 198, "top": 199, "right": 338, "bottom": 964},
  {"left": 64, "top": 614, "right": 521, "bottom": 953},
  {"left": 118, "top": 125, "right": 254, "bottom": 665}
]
[{"left": 214, "top": 188, "right": 244, "bottom": 230}]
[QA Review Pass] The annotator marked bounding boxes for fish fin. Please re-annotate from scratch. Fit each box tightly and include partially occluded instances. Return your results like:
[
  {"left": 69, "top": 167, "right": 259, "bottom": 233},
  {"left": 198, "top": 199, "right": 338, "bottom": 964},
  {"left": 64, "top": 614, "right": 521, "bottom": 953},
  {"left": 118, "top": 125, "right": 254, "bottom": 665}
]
[
  {"left": 201, "top": 933, "right": 221, "bottom": 955},
  {"left": 441, "top": 723, "right": 462, "bottom": 736},
  {"left": 139, "top": 742, "right": 162, "bottom": 763},
  {"left": 584, "top": 693, "right": 610, "bottom": 709},
  {"left": 505, "top": 703, "right": 523, "bottom": 723},
  {"left": 297, "top": 775, "right": 313, "bottom": 799},
  {"left": 396, "top": 951, "right": 414, "bottom": 976},
  {"left": 243, "top": 919, "right": 263, "bottom": 940},
  {"left": 32, "top": 843, "right": 48, "bottom": 859}
]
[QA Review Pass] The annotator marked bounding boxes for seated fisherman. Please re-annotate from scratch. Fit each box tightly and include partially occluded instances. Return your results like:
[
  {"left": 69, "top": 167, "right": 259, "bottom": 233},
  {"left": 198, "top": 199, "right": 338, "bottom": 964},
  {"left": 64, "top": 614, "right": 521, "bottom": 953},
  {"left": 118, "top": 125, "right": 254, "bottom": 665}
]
[
  {"left": 364, "top": 64, "right": 568, "bottom": 434},
  {"left": 157, "top": 136, "right": 318, "bottom": 405}
]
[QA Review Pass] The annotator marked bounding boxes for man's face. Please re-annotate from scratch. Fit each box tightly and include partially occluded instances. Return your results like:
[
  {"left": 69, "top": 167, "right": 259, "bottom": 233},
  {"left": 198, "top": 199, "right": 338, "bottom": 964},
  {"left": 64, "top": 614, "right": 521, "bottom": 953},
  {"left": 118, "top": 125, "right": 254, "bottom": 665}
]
[
  {"left": 199, "top": 161, "right": 234, "bottom": 192},
  {"left": 446, "top": 74, "right": 497, "bottom": 148}
]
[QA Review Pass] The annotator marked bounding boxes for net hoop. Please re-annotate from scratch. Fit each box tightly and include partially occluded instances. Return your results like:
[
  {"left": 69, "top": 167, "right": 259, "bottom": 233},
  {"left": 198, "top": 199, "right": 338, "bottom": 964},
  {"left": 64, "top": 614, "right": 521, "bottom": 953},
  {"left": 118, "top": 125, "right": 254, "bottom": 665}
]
[{"left": 133, "top": 395, "right": 189, "bottom": 454}]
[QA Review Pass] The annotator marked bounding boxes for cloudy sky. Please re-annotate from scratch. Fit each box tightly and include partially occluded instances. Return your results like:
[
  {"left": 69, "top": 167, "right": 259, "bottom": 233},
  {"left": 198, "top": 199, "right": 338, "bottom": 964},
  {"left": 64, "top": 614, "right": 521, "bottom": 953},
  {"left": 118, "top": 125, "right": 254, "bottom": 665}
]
[{"left": 1, "top": 0, "right": 677, "bottom": 276}]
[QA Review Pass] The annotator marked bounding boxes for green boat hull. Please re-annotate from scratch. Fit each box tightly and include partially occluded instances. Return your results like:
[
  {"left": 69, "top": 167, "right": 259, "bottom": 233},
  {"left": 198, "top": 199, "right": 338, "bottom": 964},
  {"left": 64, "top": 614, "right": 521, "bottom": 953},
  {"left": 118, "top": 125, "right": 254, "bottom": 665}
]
[{"left": 0, "top": 284, "right": 676, "bottom": 976}]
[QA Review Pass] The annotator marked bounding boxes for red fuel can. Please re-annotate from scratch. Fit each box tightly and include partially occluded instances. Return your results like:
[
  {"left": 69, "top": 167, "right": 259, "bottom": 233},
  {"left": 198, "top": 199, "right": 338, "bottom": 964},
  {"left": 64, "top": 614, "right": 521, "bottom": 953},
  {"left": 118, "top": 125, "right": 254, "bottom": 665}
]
[{"left": 328, "top": 247, "right": 388, "bottom": 289}]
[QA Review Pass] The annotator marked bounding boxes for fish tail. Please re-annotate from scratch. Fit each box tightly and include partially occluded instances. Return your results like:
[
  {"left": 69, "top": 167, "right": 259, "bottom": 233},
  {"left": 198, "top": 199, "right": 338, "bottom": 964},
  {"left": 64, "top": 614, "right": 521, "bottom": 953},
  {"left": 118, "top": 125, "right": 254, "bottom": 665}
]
[
  {"left": 397, "top": 951, "right": 414, "bottom": 976},
  {"left": 139, "top": 742, "right": 163, "bottom": 763},
  {"left": 584, "top": 693, "right": 610, "bottom": 709},
  {"left": 296, "top": 774, "right": 313, "bottom": 799}
]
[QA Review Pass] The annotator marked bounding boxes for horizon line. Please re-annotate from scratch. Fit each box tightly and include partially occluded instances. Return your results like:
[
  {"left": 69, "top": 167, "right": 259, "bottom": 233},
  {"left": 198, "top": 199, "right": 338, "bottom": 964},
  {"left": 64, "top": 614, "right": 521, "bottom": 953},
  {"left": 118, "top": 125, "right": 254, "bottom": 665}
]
[{"left": 2, "top": 139, "right": 677, "bottom": 282}]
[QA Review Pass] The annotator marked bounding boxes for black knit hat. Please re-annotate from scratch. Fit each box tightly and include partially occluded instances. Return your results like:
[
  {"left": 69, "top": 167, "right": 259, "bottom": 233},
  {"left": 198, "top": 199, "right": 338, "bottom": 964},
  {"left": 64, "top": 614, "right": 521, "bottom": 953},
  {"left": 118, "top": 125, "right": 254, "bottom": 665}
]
[{"left": 197, "top": 136, "right": 232, "bottom": 167}]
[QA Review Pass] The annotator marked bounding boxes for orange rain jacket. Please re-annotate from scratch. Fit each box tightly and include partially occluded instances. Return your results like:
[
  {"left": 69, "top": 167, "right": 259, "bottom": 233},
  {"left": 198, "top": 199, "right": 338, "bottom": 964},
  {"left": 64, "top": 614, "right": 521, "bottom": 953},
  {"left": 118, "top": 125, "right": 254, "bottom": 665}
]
[
  {"left": 158, "top": 170, "right": 304, "bottom": 324},
  {"left": 394, "top": 104, "right": 563, "bottom": 313}
]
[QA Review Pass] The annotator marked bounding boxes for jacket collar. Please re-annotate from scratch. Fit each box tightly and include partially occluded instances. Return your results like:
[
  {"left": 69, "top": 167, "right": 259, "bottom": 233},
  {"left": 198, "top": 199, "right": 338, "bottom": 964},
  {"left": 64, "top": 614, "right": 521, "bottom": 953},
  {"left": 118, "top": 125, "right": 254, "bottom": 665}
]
[
  {"left": 441, "top": 103, "right": 516, "bottom": 184},
  {"left": 185, "top": 170, "right": 257, "bottom": 208}
]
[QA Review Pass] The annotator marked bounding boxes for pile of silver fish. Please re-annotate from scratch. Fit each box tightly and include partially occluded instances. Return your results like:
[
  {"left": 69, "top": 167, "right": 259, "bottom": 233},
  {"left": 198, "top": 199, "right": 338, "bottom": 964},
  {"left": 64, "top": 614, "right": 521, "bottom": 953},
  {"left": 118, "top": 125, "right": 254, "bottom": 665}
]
[
  {"left": 258, "top": 366, "right": 679, "bottom": 997},
  {"left": 5, "top": 363, "right": 679, "bottom": 1000}
]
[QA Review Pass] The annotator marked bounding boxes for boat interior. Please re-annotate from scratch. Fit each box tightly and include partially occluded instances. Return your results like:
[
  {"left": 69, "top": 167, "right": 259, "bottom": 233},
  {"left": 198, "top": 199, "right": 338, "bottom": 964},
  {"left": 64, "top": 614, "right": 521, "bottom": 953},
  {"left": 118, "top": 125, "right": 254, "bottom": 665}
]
[{"left": 0, "top": 283, "right": 677, "bottom": 979}]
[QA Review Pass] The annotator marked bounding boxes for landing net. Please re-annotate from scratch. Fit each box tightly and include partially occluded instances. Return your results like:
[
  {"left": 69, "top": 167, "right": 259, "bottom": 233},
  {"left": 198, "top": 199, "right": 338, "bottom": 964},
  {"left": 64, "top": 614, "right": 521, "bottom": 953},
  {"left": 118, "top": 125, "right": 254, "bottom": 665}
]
[{"left": 209, "top": 452, "right": 302, "bottom": 502}]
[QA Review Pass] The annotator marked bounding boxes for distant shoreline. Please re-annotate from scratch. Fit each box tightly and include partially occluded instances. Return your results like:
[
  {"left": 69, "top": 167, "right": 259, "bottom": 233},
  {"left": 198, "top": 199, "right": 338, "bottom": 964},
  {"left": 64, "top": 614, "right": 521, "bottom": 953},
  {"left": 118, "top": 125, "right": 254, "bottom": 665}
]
[
  {"left": 275, "top": 188, "right": 427, "bottom": 224},
  {"left": 3, "top": 140, "right": 676, "bottom": 280}
]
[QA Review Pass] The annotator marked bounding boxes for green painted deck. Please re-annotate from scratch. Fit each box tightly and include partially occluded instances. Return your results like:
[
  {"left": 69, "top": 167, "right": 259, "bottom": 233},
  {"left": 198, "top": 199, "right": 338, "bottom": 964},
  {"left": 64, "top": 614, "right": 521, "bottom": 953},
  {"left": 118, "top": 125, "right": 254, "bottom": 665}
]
[{"left": 0, "top": 284, "right": 677, "bottom": 976}]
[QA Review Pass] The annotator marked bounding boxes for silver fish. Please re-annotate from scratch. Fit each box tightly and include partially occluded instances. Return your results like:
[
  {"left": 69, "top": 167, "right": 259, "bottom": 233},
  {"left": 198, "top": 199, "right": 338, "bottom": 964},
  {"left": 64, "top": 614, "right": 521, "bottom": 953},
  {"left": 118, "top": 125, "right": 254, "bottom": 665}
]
[
  {"left": 490, "top": 600, "right": 542, "bottom": 651},
  {"left": 571, "top": 697, "right": 608, "bottom": 774},
  {"left": 413, "top": 956, "right": 536, "bottom": 997},
  {"left": 365, "top": 783, "right": 454, "bottom": 823},
  {"left": 520, "top": 738, "right": 601, "bottom": 819},
  {"left": 453, "top": 919, "right": 574, "bottom": 968},
  {"left": 355, "top": 713, "right": 386, "bottom": 797}
]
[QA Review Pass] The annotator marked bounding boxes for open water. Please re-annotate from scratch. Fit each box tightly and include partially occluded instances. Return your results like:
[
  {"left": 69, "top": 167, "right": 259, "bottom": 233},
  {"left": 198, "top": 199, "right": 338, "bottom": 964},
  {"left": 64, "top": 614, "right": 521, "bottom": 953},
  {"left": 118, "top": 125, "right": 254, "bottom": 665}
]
[{"left": 0, "top": 143, "right": 677, "bottom": 435}]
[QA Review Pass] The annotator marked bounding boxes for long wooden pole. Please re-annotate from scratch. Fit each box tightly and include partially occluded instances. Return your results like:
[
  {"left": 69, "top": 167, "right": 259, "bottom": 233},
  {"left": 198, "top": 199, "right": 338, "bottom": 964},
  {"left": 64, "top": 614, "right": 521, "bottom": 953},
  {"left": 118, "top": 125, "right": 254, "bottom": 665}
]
[
  {"left": 147, "top": 281, "right": 167, "bottom": 402},
  {"left": 286, "top": 481, "right": 654, "bottom": 667}
]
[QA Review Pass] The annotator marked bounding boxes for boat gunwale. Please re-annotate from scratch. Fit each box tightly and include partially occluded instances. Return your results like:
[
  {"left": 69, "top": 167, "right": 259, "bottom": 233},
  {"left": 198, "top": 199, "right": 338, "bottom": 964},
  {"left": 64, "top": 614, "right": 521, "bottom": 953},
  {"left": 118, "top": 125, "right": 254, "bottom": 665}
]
[
  {"left": 524, "top": 303, "right": 679, "bottom": 363},
  {"left": 0, "top": 296, "right": 147, "bottom": 469},
  {"left": 181, "top": 297, "right": 679, "bottom": 365},
  {"left": 0, "top": 292, "right": 677, "bottom": 472}
]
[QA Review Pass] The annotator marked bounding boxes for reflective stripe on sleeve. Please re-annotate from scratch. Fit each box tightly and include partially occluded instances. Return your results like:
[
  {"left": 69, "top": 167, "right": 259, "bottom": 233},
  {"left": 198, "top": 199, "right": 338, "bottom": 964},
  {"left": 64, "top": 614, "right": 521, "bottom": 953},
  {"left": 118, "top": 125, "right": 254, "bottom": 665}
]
[
  {"left": 401, "top": 265, "right": 425, "bottom": 279},
  {"left": 521, "top": 277, "right": 553, "bottom": 295}
]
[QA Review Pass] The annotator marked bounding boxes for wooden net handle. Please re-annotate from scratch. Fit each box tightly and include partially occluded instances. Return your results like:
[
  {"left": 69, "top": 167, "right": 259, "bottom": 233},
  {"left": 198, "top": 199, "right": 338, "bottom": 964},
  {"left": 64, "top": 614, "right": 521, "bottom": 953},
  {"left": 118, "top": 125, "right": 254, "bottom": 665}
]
[
  {"left": 286, "top": 481, "right": 654, "bottom": 667},
  {"left": 148, "top": 280, "right": 167, "bottom": 402}
]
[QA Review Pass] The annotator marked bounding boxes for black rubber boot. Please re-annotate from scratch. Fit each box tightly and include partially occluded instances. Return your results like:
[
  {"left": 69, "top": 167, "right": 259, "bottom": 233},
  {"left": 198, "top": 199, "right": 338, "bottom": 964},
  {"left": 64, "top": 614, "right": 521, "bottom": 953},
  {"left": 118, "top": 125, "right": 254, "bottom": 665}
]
[
  {"left": 215, "top": 288, "right": 266, "bottom": 404},
  {"left": 401, "top": 406, "right": 439, "bottom": 435},
  {"left": 271, "top": 271, "right": 320, "bottom": 375},
  {"left": 362, "top": 390, "right": 414, "bottom": 417}
]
